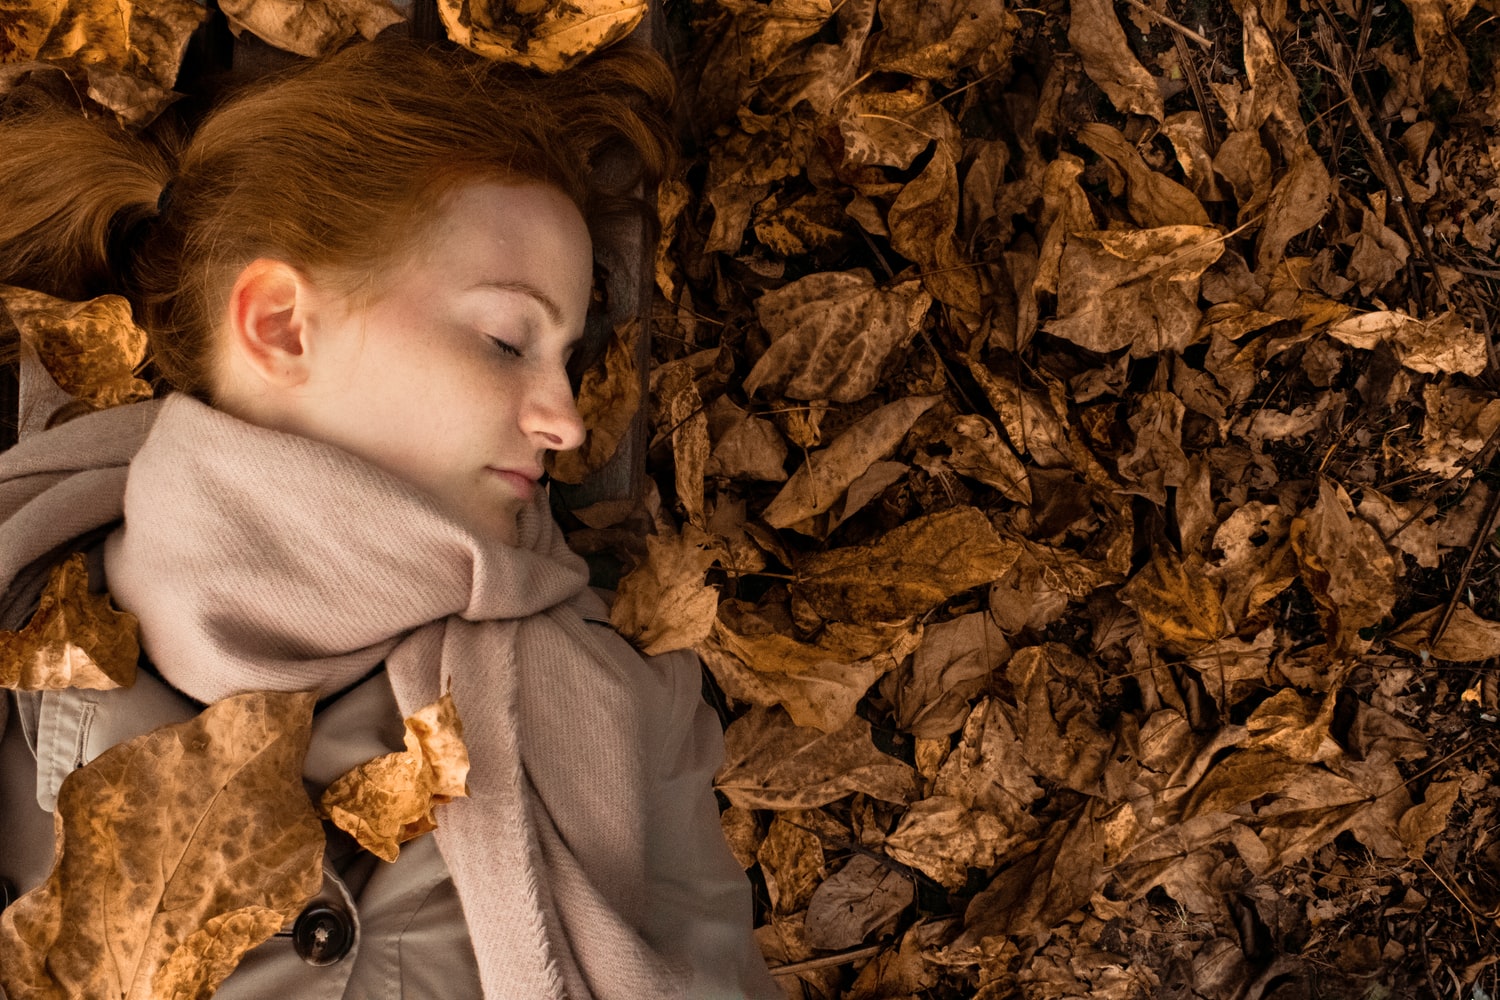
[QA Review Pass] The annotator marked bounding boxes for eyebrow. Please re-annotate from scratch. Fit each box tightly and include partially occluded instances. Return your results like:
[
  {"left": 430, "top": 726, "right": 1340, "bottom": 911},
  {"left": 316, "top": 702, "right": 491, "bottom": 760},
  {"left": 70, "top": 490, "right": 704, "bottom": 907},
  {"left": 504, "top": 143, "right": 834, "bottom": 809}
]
[{"left": 472, "top": 280, "right": 565, "bottom": 326}]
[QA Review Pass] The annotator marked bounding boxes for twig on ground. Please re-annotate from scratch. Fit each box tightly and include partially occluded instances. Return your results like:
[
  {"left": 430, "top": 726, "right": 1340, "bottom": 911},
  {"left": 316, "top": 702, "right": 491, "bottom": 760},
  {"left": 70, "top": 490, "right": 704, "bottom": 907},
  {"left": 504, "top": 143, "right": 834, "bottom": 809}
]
[{"left": 768, "top": 945, "right": 884, "bottom": 976}]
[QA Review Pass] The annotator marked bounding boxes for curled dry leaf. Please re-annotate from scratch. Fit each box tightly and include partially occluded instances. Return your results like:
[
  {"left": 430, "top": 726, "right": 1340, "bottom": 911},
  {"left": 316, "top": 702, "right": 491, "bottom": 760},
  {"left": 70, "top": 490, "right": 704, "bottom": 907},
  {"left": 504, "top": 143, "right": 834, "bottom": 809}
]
[
  {"left": 1076, "top": 124, "right": 1208, "bottom": 228},
  {"left": 1398, "top": 780, "right": 1460, "bottom": 859},
  {"left": 320, "top": 692, "right": 470, "bottom": 863},
  {"left": 611, "top": 523, "right": 719, "bottom": 656},
  {"left": 916, "top": 413, "right": 1032, "bottom": 504},
  {"left": 716, "top": 706, "right": 916, "bottom": 810},
  {"left": 744, "top": 270, "right": 932, "bottom": 404},
  {"left": 705, "top": 396, "right": 787, "bottom": 483},
  {"left": 1006, "top": 645, "right": 1111, "bottom": 794},
  {"left": 1289, "top": 479, "right": 1398, "bottom": 655},
  {"left": 763, "top": 395, "right": 938, "bottom": 529},
  {"left": 887, "top": 142, "right": 980, "bottom": 313},
  {"left": 0, "top": 552, "right": 138, "bottom": 691},
  {"left": 439, "top": 0, "right": 646, "bottom": 72},
  {"left": 0, "top": 287, "right": 152, "bottom": 410},
  {"left": 550, "top": 319, "right": 640, "bottom": 484},
  {"left": 0, "top": 691, "right": 325, "bottom": 999},
  {"left": 793, "top": 506, "right": 1021, "bottom": 624},
  {"left": 650, "top": 358, "right": 709, "bottom": 527},
  {"left": 218, "top": 0, "right": 403, "bottom": 58}
]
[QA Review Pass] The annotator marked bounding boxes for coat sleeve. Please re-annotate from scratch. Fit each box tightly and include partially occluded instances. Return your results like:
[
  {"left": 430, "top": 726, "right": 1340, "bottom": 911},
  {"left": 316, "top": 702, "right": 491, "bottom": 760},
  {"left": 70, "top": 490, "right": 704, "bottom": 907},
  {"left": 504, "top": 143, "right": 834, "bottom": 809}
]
[{"left": 638, "top": 647, "right": 784, "bottom": 1000}]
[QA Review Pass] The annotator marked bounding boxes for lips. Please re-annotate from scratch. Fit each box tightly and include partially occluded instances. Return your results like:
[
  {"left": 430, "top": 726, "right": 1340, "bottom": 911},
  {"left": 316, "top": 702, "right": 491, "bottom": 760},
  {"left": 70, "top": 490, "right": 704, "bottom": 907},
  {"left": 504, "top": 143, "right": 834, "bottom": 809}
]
[{"left": 487, "top": 467, "right": 542, "bottom": 500}]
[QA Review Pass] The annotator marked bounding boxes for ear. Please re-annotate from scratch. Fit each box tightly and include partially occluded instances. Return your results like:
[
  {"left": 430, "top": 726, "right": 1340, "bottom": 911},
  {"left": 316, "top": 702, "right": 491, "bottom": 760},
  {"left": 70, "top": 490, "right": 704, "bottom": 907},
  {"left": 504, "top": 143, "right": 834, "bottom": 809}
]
[{"left": 223, "top": 258, "right": 316, "bottom": 389}]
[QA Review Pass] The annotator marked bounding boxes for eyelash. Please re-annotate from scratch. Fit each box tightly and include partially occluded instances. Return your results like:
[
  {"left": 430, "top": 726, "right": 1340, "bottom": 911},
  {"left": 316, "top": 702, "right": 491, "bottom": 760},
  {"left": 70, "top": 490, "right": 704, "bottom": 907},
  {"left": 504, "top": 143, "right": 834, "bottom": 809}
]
[{"left": 488, "top": 337, "right": 522, "bottom": 358}]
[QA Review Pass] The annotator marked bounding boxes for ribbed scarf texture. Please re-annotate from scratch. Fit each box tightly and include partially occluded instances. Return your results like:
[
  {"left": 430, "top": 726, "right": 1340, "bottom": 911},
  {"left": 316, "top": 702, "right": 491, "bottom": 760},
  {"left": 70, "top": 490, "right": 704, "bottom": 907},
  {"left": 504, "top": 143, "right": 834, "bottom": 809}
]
[{"left": 0, "top": 387, "right": 689, "bottom": 1000}]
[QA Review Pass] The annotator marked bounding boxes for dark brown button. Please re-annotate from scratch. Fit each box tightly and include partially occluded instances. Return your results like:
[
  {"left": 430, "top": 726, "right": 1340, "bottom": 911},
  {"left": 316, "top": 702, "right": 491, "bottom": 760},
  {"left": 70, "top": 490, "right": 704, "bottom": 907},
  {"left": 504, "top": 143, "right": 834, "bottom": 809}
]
[{"left": 292, "top": 903, "right": 353, "bottom": 966}]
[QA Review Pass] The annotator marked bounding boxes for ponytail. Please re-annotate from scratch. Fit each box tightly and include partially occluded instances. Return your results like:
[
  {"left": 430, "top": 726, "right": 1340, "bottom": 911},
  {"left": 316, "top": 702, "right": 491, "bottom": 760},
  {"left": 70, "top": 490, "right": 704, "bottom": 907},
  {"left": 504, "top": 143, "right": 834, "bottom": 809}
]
[{"left": 0, "top": 112, "right": 174, "bottom": 303}]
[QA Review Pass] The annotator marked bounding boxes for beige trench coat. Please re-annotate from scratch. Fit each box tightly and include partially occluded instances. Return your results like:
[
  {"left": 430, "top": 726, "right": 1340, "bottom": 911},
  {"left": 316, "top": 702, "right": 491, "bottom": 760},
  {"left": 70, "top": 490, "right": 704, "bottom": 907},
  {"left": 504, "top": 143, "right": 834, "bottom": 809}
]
[{"left": 0, "top": 545, "right": 780, "bottom": 1000}]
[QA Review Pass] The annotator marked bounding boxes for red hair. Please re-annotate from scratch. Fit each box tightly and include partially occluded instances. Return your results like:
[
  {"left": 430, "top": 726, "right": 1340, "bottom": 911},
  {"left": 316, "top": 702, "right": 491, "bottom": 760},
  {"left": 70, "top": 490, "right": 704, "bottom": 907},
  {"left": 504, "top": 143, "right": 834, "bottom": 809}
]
[{"left": 0, "top": 38, "right": 674, "bottom": 400}]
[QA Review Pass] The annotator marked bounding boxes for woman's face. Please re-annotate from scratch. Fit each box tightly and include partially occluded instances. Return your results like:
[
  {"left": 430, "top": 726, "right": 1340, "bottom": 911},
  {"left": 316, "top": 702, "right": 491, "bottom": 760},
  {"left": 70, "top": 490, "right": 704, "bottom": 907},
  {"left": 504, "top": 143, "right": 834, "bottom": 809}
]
[{"left": 263, "top": 181, "right": 591, "bottom": 544}]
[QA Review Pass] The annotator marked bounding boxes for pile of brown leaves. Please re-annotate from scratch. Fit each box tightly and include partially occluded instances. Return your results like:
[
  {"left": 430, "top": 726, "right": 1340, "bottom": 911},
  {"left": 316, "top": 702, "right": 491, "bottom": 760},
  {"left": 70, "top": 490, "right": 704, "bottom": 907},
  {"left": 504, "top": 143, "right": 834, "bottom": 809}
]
[
  {"left": 6, "top": 0, "right": 1500, "bottom": 995},
  {"left": 587, "top": 0, "right": 1500, "bottom": 996}
]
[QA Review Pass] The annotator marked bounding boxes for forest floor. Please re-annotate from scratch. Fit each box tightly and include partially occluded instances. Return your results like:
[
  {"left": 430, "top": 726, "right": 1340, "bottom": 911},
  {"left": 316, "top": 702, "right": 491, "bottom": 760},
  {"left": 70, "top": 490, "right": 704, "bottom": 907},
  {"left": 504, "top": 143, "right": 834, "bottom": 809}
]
[{"left": 595, "top": 0, "right": 1500, "bottom": 996}]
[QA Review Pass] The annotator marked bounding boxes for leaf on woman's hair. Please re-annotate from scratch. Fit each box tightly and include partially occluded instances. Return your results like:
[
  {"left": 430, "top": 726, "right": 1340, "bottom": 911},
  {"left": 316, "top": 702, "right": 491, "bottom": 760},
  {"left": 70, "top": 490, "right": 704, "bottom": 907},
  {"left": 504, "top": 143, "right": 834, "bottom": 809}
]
[
  {"left": 0, "top": 552, "right": 138, "bottom": 691},
  {"left": 218, "top": 0, "right": 403, "bottom": 58},
  {"left": 440, "top": 0, "right": 646, "bottom": 73},
  {"left": 0, "top": 691, "right": 324, "bottom": 999},
  {"left": 0, "top": 287, "right": 151, "bottom": 410},
  {"left": 550, "top": 319, "right": 641, "bottom": 484},
  {"left": 321, "top": 693, "right": 470, "bottom": 862}
]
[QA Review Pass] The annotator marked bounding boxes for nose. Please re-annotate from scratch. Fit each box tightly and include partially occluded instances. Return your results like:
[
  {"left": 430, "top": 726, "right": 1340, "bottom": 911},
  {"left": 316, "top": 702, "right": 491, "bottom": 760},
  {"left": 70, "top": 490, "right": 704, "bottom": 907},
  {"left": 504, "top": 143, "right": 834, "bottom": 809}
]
[{"left": 524, "top": 367, "right": 586, "bottom": 452}]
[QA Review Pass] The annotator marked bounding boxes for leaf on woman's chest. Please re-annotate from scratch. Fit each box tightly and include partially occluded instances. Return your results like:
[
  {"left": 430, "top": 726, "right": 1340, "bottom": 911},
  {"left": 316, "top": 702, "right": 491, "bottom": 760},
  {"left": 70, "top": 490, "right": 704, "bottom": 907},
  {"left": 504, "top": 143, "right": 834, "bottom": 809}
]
[
  {"left": 0, "top": 690, "right": 325, "bottom": 1000},
  {"left": 0, "top": 551, "right": 138, "bottom": 691},
  {"left": 320, "top": 692, "right": 471, "bottom": 863}
]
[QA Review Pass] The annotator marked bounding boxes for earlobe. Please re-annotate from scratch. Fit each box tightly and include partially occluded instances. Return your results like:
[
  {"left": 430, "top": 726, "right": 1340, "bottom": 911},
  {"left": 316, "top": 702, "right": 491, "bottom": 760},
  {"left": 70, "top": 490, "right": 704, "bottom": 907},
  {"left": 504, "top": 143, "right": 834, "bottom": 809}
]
[{"left": 224, "top": 259, "right": 313, "bottom": 389}]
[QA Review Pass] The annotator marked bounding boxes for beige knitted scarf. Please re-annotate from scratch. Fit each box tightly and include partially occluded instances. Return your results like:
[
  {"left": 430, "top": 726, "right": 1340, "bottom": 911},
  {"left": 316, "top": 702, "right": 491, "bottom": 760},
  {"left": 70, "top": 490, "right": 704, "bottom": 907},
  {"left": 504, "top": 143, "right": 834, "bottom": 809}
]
[{"left": 0, "top": 387, "right": 687, "bottom": 1000}]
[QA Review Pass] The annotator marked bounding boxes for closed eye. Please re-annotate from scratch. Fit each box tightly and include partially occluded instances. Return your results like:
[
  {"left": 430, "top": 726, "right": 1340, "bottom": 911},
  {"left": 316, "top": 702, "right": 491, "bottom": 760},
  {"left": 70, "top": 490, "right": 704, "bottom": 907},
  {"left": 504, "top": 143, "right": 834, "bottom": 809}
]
[{"left": 488, "top": 337, "right": 523, "bottom": 358}]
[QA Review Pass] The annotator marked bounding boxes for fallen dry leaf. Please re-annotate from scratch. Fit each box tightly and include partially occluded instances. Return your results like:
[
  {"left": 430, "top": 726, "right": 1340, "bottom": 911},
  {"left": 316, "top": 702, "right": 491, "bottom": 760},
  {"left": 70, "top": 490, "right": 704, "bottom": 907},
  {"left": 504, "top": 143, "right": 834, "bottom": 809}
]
[
  {"left": 0, "top": 691, "right": 325, "bottom": 998},
  {"left": 0, "top": 287, "right": 152, "bottom": 410},
  {"left": 218, "top": 0, "right": 402, "bottom": 58},
  {"left": 1326, "top": 310, "right": 1487, "bottom": 377},
  {"left": 1388, "top": 604, "right": 1500, "bottom": 661},
  {"left": 763, "top": 394, "right": 937, "bottom": 529},
  {"left": 0, "top": 552, "right": 138, "bottom": 691},
  {"left": 0, "top": 0, "right": 205, "bottom": 123},
  {"left": 793, "top": 506, "right": 1021, "bottom": 623},
  {"left": 319, "top": 692, "right": 470, "bottom": 863},
  {"left": 1290, "top": 479, "right": 1398, "bottom": 655},
  {"left": 744, "top": 270, "right": 932, "bottom": 404},
  {"left": 439, "top": 0, "right": 646, "bottom": 72},
  {"left": 550, "top": 319, "right": 641, "bottom": 484},
  {"left": 758, "top": 813, "right": 826, "bottom": 916},
  {"left": 1068, "top": 0, "right": 1163, "bottom": 119},
  {"left": 716, "top": 706, "right": 916, "bottom": 810},
  {"left": 883, "top": 610, "right": 1010, "bottom": 739},
  {"left": 1044, "top": 226, "right": 1224, "bottom": 356},
  {"left": 611, "top": 522, "right": 719, "bottom": 656},
  {"left": 1120, "top": 549, "right": 1229, "bottom": 655},
  {"left": 700, "top": 606, "right": 919, "bottom": 732},
  {"left": 803, "top": 853, "right": 912, "bottom": 950}
]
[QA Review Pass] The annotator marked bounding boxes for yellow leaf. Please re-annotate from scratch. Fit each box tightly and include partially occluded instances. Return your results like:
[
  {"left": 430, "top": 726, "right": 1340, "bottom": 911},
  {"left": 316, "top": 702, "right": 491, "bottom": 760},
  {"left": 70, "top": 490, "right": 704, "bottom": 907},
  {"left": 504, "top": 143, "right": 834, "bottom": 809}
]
[
  {"left": 0, "top": 552, "right": 138, "bottom": 691},
  {"left": 320, "top": 692, "right": 470, "bottom": 863},
  {"left": 0, "top": 691, "right": 324, "bottom": 998}
]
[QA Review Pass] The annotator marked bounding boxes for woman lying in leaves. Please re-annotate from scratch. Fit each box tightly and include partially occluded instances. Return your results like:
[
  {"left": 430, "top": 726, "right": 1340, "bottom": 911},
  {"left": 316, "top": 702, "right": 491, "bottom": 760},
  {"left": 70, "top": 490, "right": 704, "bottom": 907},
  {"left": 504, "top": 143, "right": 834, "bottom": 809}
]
[{"left": 0, "top": 36, "right": 779, "bottom": 1000}]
